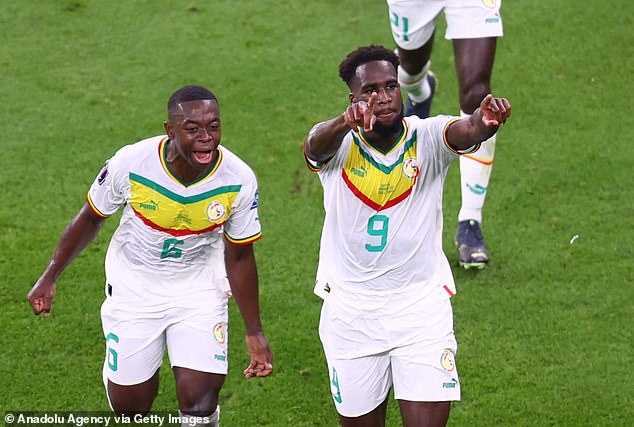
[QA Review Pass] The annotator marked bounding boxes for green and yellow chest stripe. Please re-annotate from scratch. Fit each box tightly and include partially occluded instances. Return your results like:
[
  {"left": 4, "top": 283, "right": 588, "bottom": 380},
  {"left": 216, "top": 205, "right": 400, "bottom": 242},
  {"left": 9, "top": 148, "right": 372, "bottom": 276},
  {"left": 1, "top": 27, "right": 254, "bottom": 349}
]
[
  {"left": 129, "top": 173, "right": 241, "bottom": 236},
  {"left": 342, "top": 130, "right": 418, "bottom": 211}
]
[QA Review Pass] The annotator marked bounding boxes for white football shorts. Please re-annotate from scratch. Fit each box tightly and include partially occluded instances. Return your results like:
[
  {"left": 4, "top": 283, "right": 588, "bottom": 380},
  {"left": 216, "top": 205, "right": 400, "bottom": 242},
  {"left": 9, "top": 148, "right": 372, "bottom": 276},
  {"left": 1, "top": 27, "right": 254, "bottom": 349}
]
[
  {"left": 387, "top": 0, "right": 504, "bottom": 50},
  {"left": 101, "top": 293, "right": 229, "bottom": 386},
  {"left": 319, "top": 296, "right": 460, "bottom": 417}
]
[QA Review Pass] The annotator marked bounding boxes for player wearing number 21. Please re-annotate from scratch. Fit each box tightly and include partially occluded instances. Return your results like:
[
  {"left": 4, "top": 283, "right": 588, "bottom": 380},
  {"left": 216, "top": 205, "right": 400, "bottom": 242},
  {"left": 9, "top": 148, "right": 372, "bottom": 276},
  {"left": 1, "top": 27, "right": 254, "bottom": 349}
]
[
  {"left": 303, "top": 45, "right": 509, "bottom": 426},
  {"left": 27, "top": 85, "right": 273, "bottom": 426}
]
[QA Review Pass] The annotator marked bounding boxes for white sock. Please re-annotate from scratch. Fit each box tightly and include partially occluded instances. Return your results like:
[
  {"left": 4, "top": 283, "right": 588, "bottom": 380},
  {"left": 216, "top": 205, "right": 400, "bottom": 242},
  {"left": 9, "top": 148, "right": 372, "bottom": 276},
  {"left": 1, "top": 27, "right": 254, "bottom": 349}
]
[
  {"left": 179, "top": 406, "right": 220, "bottom": 427},
  {"left": 458, "top": 110, "right": 496, "bottom": 224},
  {"left": 398, "top": 60, "right": 431, "bottom": 103}
]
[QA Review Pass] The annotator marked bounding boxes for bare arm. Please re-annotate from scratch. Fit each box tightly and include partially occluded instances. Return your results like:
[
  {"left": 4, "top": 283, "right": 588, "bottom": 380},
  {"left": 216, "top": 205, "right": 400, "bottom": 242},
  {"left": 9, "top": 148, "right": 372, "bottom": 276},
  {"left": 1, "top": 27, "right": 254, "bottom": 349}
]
[
  {"left": 446, "top": 94, "right": 511, "bottom": 151},
  {"left": 27, "top": 202, "right": 108, "bottom": 316},
  {"left": 224, "top": 241, "right": 274, "bottom": 378},
  {"left": 304, "top": 93, "right": 379, "bottom": 164}
]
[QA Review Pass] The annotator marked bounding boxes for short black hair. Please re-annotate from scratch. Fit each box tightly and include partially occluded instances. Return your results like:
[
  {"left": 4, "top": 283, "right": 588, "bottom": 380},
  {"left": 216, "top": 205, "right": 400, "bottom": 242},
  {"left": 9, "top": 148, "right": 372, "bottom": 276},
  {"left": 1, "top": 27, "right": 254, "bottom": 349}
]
[
  {"left": 167, "top": 85, "right": 217, "bottom": 113},
  {"left": 338, "top": 45, "right": 400, "bottom": 87}
]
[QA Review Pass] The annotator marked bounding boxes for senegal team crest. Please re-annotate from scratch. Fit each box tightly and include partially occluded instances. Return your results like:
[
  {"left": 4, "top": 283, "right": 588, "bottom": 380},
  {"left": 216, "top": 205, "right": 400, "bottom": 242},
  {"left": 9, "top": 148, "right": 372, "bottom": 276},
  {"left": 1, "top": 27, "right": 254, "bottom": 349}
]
[
  {"left": 213, "top": 322, "right": 226, "bottom": 344},
  {"left": 482, "top": 0, "right": 497, "bottom": 8},
  {"left": 440, "top": 349, "right": 456, "bottom": 372},
  {"left": 207, "top": 201, "right": 226, "bottom": 222},
  {"left": 402, "top": 158, "right": 418, "bottom": 179}
]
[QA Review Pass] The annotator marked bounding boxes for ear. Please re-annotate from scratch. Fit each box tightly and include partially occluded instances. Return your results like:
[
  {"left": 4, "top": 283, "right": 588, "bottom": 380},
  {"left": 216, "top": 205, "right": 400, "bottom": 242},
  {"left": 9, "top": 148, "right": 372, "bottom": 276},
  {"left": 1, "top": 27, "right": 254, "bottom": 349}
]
[
  {"left": 164, "top": 120, "right": 174, "bottom": 139},
  {"left": 348, "top": 92, "right": 355, "bottom": 106}
]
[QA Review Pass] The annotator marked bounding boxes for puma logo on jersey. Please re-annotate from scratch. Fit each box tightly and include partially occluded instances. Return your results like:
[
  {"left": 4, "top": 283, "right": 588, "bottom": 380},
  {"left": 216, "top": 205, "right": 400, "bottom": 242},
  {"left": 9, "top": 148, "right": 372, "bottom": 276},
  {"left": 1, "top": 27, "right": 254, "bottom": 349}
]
[
  {"left": 139, "top": 200, "right": 160, "bottom": 211},
  {"left": 351, "top": 166, "right": 367, "bottom": 177}
]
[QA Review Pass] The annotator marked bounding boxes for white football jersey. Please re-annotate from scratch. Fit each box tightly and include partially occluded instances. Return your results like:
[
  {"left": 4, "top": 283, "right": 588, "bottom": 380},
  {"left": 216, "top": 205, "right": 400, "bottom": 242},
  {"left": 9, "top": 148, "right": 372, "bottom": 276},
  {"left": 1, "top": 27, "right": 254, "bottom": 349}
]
[
  {"left": 87, "top": 136, "right": 261, "bottom": 307},
  {"left": 308, "top": 116, "right": 478, "bottom": 317}
]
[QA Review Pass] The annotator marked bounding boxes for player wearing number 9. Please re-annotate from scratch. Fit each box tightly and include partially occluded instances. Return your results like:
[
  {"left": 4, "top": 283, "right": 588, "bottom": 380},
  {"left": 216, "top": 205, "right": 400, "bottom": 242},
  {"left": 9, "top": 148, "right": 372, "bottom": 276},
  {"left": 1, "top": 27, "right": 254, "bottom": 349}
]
[{"left": 303, "top": 45, "right": 510, "bottom": 426}]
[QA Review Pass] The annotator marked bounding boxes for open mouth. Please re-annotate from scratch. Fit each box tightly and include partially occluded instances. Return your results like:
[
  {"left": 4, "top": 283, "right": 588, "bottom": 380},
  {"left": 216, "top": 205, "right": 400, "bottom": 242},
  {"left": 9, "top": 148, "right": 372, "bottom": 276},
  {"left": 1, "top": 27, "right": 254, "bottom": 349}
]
[{"left": 193, "top": 150, "right": 213, "bottom": 164}]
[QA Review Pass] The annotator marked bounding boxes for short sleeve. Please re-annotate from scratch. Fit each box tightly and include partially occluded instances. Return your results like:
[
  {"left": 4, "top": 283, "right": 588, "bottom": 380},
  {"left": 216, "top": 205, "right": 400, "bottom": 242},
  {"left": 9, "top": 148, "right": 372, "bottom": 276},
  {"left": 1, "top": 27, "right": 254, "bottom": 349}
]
[
  {"left": 304, "top": 123, "right": 354, "bottom": 174},
  {"left": 86, "top": 152, "right": 128, "bottom": 217},
  {"left": 441, "top": 117, "right": 481, "bottom": 156},
  {"left": 223, "top": 172, "right": 262, "bottom": 245}
]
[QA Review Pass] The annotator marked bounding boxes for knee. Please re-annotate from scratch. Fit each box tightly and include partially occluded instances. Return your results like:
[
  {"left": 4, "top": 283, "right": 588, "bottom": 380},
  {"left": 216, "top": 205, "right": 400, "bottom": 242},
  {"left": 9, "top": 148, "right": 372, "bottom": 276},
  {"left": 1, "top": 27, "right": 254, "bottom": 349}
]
[
  {"left": 175, "top": 369, "right": 225, "bottom": 416},
  {"left": 179, "top": 391, "right": 219, "bottom": 416},
  {"left": 459, "top": 81, "right": 491, "bottom": 114},
  {"left": 107, "top": 378, "right": 158, "bottom": 417}
]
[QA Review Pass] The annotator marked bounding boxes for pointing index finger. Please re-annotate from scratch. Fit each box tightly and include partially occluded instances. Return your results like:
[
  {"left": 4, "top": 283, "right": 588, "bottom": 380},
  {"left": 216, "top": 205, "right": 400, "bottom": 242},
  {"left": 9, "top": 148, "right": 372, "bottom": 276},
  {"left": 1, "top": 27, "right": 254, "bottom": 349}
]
[
  {"left": 363, "top": 93, "right": 378, "bottom": 132},
  {"left": 367, "top": 92, "right": 377, "bottom": 113},
  {"left": 482, "top": 94, "right": 493, "bottom": 108}
]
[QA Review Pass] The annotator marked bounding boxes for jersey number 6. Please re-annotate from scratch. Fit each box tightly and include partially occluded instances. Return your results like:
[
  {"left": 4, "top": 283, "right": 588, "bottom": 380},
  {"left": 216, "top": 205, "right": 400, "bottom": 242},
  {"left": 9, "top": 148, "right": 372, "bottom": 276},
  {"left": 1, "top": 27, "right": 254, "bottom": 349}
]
[{"left": 161, "top": 238, "right": 184, "bottom": 259}]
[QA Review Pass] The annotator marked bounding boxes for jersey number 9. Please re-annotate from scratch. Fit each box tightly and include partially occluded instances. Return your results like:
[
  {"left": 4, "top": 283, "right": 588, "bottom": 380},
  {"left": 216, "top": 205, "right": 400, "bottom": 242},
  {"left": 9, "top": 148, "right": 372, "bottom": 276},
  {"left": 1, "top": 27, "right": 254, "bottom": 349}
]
[{"left": 365, "top": 215, "right": 389, "bottom": 252}]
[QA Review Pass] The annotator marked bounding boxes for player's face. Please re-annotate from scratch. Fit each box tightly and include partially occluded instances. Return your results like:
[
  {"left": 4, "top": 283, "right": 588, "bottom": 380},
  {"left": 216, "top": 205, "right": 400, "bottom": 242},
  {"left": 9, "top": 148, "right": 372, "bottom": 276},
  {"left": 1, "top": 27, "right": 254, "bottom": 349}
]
[
  {"left": 165, "top": 99, "right": 221, "bottom": 170},
  {"left": 351, "top": 60, "right": 403, "bottom": 134}
]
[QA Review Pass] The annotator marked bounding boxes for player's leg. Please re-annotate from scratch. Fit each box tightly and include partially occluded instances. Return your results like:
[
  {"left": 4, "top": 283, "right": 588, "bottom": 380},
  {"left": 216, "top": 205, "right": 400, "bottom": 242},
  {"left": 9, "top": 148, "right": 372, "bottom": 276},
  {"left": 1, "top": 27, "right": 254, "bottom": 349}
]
[
  {"left": 386, "top": 0, "right": 442, "bottom": 118},
  {"left": 454, "top": 37, "right": 497, "bottom": 268},
  {"left": 325, "top": 355, "right": 392, "bottom": 427},
  {"left": 398, "top": 401, "right": 451, "bottom": 427},
  {"left": 339, "top": 397, "right": 389, "bottom": 427},
  {"left": 391, "top": 297, "right": 460, "bottom": 427},
  {"left": 453, "top": 38, "right": 497, "bottom": 115},
  {"left": 106, "top": 372, "right": 160, "bottom": 416},
  {"left": 101, "top": 300, "right": 167, "bottom": 416},
  {"left": 173, "top": 367, "right": 224, "bottom": 424},
  {"left": 318, "top": 302, "right": 393, "bottom": 426},
  {"left": 445, "top": 0, "right": 502, "bottom": 112},
  {"left": 167, "top": 302, "right": 229, "bottom": 426},
  {"left": 445, "top": 0, "right": 503, "bottom": 268}
]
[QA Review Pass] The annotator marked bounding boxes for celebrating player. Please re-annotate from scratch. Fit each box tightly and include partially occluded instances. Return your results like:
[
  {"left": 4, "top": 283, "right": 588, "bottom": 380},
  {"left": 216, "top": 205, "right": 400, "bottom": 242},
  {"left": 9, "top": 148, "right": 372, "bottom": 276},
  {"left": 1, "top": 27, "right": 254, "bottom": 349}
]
[
  {"left": 303, "top": 45, "right": 509, "bottom": 426},
  {"left": 27, "top": 85, "right": 273, "bottom": 426}
]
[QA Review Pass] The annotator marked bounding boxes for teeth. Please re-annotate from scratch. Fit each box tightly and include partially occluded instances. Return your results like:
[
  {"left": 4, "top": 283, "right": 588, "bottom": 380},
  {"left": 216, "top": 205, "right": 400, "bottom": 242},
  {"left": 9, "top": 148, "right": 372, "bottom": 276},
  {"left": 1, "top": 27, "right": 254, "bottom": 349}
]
[{"left": 194, "top": 151, "right": 211, "bottom": 163}]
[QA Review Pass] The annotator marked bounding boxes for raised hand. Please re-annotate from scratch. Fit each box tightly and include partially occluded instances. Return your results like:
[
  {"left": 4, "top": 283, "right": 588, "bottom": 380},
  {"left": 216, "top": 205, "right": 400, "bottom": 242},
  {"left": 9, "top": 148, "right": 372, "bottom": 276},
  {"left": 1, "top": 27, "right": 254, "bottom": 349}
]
[
  {"left": 343, "top": 92, "right": 378, "bottom": 132},
  {"left": 479, "top": 94, "right": 511, "bottom": 127}
]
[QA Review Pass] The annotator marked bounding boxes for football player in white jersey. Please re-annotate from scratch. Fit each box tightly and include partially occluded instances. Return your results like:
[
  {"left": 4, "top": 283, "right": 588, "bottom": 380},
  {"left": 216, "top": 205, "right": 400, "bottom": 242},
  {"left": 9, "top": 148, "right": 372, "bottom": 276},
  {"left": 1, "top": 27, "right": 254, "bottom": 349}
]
[
  {"left": 303, "top": 46, "right": 509, "bottom": 426},
  {"left": 27, "top": 85, "right": 273, "bottom": 426}
]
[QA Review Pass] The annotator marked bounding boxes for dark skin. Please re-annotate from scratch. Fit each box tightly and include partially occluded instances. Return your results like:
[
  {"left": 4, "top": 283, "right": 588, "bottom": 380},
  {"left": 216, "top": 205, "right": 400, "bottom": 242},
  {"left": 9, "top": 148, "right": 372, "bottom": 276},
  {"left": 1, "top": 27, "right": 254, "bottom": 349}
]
[
  {"left": 303, "top": 59, "right": 510, "bottom": 427},
  {"left": 399, "top": 35, "right": 497, "bottom": 114},
  {"left": 163, "top": 99, "right": 222, "bottom": 182},
  {"left": 304, "top": 60, "right": 510, "bottom": 165},
  {"left": 28, "top": 99, "right": 273, "bottom": 416}
]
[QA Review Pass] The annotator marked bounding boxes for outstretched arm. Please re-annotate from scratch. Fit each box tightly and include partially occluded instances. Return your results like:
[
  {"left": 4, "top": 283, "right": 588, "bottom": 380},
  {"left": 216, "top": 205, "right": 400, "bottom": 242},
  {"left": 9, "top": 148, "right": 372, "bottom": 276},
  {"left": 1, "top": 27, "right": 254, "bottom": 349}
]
[
  {"left": 446, "top": 94, "right": 511, "bottom": 151},
  {"left": 27, "top": 202, "right": 108, "bottom": 316},
  {"left": 304, "top": 93, "right": 379, "bottom": 164},
  {"left": 224, "top": 241, "right": 274, "bottom": 378}
]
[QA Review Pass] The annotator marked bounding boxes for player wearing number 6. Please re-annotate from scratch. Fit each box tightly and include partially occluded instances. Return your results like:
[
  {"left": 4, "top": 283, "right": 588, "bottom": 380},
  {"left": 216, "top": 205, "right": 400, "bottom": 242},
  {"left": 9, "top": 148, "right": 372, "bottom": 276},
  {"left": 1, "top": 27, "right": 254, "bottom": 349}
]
[
  {"left": 303, "top": 45, "right": 510, "bottom": 426},
  {"left": 27, "top": 85, "right": 273, "bottom": 426}
]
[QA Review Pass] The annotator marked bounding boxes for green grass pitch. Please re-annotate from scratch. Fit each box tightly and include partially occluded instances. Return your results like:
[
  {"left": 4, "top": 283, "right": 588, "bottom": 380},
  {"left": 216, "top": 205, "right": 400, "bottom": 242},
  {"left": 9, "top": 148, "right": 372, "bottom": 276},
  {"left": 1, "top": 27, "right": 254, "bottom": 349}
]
[{"left": 1, "top": 0, "right": 632, "bottom": 425}]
